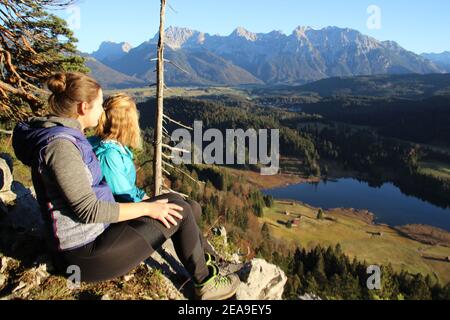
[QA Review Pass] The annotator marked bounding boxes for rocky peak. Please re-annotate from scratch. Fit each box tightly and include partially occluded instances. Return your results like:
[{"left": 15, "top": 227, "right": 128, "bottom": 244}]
[
  {"left": 293, "top": 25, "right": 313, "bottom": 38},
  {"left": 91, "top": 41, "right": 132, "bottom": 62},
  {"left": 153, "top": 26, "right": 205, "bottom": 49},
  {"left": 230, "top": 27, "right": 258, "bottom": 41}
]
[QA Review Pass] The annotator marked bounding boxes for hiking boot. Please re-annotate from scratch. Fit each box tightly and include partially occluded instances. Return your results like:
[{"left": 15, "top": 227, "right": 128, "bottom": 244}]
[
  {"left": 205, "top": 252, "right": 244, "bottom": 275},
  {"left": 194, "top": 264, "right": 241, "bottom": 300},
  {"left": 205, "top": 252, "right": 218, "bottom": 267}
]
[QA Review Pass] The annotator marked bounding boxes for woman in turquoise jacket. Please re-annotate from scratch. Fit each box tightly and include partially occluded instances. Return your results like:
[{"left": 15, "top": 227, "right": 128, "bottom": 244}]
[
  {"left": 91, "top": 93, "right": 218, "bottom": 258},
  {"left": 88, "top": 93, "right": 147, "bottom": 203},
  {"left": 89, "top": 135, "right": 147, "bottom": 203}
]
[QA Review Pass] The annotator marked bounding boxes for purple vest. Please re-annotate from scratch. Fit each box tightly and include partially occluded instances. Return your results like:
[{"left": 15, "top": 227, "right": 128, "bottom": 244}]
[
  {"left": 15, "top": 122, "right": 115, "bottom": 203},
  {"left": 13, "top": 121, "right": 115, "bottom": 250}
]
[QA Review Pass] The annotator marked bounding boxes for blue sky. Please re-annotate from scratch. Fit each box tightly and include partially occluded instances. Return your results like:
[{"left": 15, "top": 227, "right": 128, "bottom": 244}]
[{"left": 53, "top": 0, "right": 450, "bottom": 54}]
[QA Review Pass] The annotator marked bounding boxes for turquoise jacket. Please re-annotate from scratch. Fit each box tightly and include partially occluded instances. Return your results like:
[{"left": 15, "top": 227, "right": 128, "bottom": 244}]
[{"left": 89, "top": 136, "right": 146, "bottom": 203}]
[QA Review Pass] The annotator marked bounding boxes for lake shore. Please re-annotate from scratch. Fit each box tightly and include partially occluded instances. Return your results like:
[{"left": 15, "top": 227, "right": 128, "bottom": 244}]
[
  {"left": 261, "top": 200, "right": 450, "bottom": 284},
  {"left": 226, "top": 164, "right": 450, "bottom": 246},
  {"left": 231, "top": 164, "right": 450, "bottom": 283}
]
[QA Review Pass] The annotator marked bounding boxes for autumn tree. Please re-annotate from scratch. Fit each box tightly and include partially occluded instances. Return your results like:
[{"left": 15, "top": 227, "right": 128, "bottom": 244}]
[{"left": 0, "top": 0, "right": 88, "bottom": 119}]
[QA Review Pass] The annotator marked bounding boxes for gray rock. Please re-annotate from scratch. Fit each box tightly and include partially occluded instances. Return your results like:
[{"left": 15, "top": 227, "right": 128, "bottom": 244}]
[
  {"left": 6, "top": 182, "right": 44, "bottom": 236},
  {"left": 1, "top": 256, "right": 11, "bottom": 273},
  {"left": 236, "top": 258, "right": 287, "bottom": 300},
  {"left": 0, "top": 157, "right": 13, "bottom": 193},
  {"left": 212, "top": 226, "right": 228, "bottom": 245},
  {"left": 0, "top": 274, "right": 6, "bottom": 288},
  {"left": 0, "top": 157, "right": 15, "bottom": 204},
  {"left": 218, "top": 226, "right": 227, "bottom": 244},
  {"left": 0, "top": 157, "right": 44, "bottom": 236},
  {"left": 145, "top": 240, "right": 288, "bottom": 300}
]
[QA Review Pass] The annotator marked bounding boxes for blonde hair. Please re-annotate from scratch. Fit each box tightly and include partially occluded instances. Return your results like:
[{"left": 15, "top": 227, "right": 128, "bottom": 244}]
[
  {"left": 47, "top": 72, "right": 101, "bottom": 118},
  {"left": 96, "top": 93, "right": 143, "bottom": 149}
]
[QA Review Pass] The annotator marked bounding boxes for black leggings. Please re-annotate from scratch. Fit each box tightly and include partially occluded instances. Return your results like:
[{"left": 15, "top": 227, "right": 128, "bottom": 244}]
[{"left": 61, "top": 193, "right": 213, "bottom": 283}]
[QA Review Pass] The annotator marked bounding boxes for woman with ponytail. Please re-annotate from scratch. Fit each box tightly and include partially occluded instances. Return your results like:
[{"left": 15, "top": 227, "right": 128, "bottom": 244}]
[{"left": 12, "top": 72, "right": 240, "bottom": 300}]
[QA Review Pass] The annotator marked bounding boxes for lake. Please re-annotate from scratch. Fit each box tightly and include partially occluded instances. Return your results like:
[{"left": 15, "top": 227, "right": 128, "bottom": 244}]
[{"left": 263, "top": 178, "right": 450, "bottom": 232}]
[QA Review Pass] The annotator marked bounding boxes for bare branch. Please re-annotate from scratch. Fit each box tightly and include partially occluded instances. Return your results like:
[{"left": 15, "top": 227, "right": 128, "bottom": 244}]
[
  {"left": 162, "top": 152, "right": 174, "bottom": 160},
  {"left": 163, "top": 114, "right": 193, "bottom": 130},
  {"left": 167, "top": 2, "right": 178, "bottom": 14},
  {"left": 150, "top": 57, "right": 190, "bottom": 74},
  {"left": 167, "top": 60, "right": 190, "bottom": 74},
  {"left": 162, "top": 143, "right": 191, "bottom": 153},
  {"left": 162, "top": 159, "right": 175, "bottom": 169},
  {"left": 162, "top": 167, "right": 171, "bottom": 176},
  {"left": 0, "top": 129, "right": 13, "bottom": 135}
]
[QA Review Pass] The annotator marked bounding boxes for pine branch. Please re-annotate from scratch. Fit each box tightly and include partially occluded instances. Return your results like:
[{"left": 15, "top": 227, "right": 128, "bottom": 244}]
[{"left": 0, "top": 0, "right": 86, "bottom": 118}]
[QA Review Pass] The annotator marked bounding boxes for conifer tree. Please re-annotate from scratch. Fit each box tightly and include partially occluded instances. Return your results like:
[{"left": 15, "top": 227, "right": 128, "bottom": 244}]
[{"left": 0, "top": 0, "right": 88, "bottom": 119}]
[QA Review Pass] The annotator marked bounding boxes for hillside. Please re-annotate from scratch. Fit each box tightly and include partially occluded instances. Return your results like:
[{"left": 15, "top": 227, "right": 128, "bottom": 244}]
[
  {"left": 255, "top": 73, "right": 450, "bottom": 99},
  {"left": 84, "top": 57, "right": 146, "bottom": 89}
]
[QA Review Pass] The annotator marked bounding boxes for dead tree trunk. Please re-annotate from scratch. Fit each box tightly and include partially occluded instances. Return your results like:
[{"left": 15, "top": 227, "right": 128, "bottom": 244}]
[
  {"left": 151, "top": 1, "right": 204, "bottom": 198},
  {"left": 153, "top": 0, "right": 166, "bottom": 196}
]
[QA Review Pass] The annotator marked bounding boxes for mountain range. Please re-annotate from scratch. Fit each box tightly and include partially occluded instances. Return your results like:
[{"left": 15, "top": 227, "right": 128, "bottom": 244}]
[
  {"left": 421, "top": 51, "right": 450, "bottom": 72},
  {"left": 85, "top": 26, "right": 448, "bottom": 89}
]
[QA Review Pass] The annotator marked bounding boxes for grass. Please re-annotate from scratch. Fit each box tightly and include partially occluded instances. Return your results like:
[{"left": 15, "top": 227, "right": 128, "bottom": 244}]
[
  {"left": 222, "top": 164, "right": 315, "bottom": 189},
  {"left": 209, "top": 234, "right": 240, "bottom": 261},
  {"left": 261, "top": 200, "right": 450, "bottom": 284},
  {"left": 419, "top": 161, "right": 450, "bottom": 180},
  {"left": 1, "top": 257, "right": 184, "bottom": 300}
]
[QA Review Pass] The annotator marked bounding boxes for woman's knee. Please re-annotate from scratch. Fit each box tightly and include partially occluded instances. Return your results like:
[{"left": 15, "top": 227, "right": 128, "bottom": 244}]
[
  {"left": 186, "top": 199, "right": 202, "bottom": 224},
  {"left": 147, "top": 192, "right": 185, "bottom": 203},
  {"left": 151, "top": 193, "right": 199, "bottom": 223},
  {"left": 171, "top": 199, "right": 195, "bottom": 221},
  {"left": 166, "top": 192, "right": 186, "bottom": 203}
]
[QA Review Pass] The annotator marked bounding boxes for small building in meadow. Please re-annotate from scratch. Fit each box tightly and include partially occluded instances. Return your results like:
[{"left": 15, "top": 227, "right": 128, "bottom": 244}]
[{"left": 292, "top": 218, "right": 301, "bottom": 228}]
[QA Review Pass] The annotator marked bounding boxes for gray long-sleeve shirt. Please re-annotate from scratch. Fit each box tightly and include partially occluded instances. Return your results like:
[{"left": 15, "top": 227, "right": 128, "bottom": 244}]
[{"left": 45, "top": 138, "right": 120, "bottom": 224}]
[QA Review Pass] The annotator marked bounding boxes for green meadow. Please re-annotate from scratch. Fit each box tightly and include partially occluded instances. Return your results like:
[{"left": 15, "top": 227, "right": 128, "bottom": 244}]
[{"left": 261, "top": 200, "right": 450, "bottom": 284}]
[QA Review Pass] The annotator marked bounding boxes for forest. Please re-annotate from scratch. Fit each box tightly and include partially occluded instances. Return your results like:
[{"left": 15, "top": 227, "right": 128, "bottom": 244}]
[{"left": 136, "top": 95, "right": 450, "bottom": 208}]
